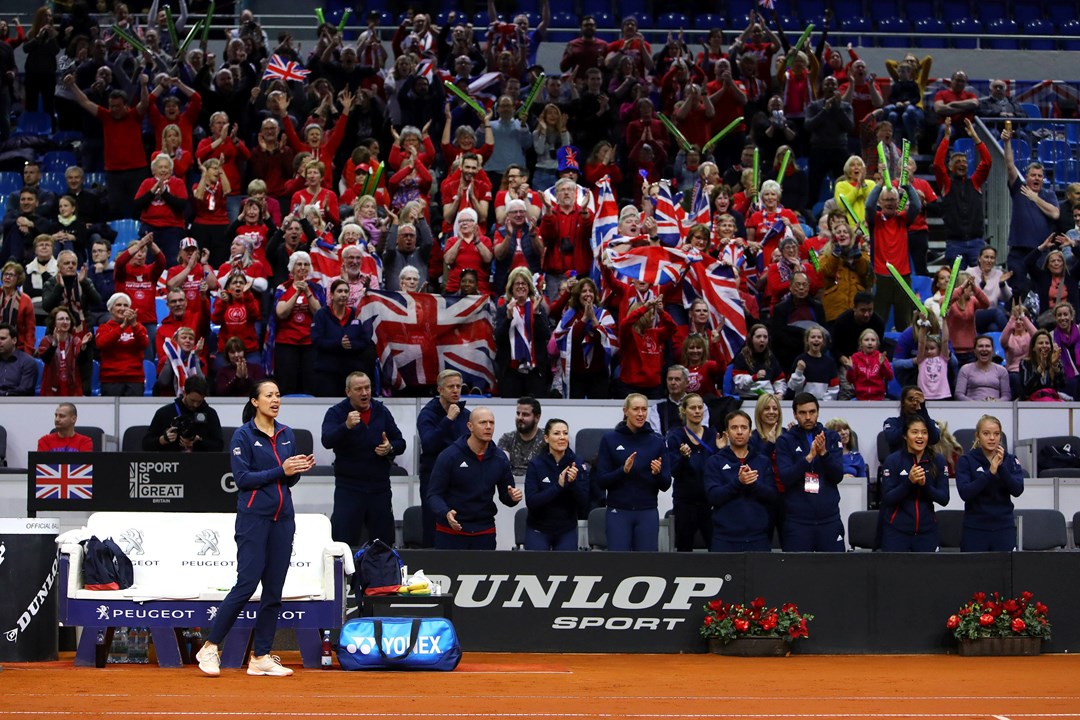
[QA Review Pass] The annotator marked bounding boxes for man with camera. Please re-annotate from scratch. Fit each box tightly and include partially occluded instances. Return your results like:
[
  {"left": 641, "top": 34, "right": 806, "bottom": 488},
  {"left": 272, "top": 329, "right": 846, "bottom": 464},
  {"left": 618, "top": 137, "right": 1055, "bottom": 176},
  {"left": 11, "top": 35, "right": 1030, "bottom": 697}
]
[{"left": 141, "top": 376, "right": 225, "bottom": 452}]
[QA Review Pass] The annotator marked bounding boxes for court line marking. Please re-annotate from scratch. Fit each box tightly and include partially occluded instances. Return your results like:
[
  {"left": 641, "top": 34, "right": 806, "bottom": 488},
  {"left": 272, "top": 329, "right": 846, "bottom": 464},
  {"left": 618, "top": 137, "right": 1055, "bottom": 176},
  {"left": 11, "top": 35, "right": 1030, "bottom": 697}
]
[
  {"left": 2, "top": 713, "right": 1080, "bottom": 718},
  {"left": 4, "top": 694, "right": 1080, "bottom": 702},
  {"left": 995, "top": 716, "right": 1014, "bottom": 720}
]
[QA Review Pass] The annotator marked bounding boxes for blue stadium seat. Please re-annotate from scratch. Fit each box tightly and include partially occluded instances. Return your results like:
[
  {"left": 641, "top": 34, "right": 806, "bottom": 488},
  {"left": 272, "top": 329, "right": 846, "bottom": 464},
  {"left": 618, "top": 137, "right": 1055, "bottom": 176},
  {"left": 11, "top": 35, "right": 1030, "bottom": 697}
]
[
  {"left": 876, "top": 17, "right": 910, "bottom": 47},
  {"left": 910, "top": 275, "right": 932, "bottom": 302},
  {"left": 832, "top": 0, "right": 864, "bottom": 19},
  {"left": 549, "top": 10, "right": 577, "bottom": 41},
  {"left": 156, "top": 298, "right": 170, "bottom": 323},
  {"left": 84, "top": 172, "right": 106, "bottom": 187},
  {"left": 1048, "top": 4, "right": 1075, "bottom": 25},
  {"left": 0, "top": 171, "right": 20, "bottom": 197},
  {"left": 1061, "top": 19, "right": 1080, "bottom": 51},
  {"left": 986, "top": 18, "right": 1020, "bottom": 49},
  {"left": 51, "top": 130, "right": 83, "bottom": 149},
  {"left": 1013, "top": 2, "right": 1044, "bottom": 24},
  {"left": 1024, "top": 18, "right": 1057, "bottom": 50},
  {"left": 40, "top": 172, "right": 67, "bottom": 195},
  {"left": 35, "top": 359, "right": 44, "bottom": 395},
  {"left": 976, "top": 1, "right": 1007, "bottom": 24},
  {"left": 724, "top": 0, "right": 753, "bottom": 24},
  {"left": 905, "top": 0, "right": 934, "bottom": 19},
  {"left": 91, "top": 360, "right": 101, "bottom": 396},
  {"left": 14, "top": 111, "right": 51, "bottom": 136},
  {"left": 722, "top": 364, "right": 735, "bottom": 396},
  {"left": 1057, "top": 160, "right": 1080, "bottom": 185},
  {"left": 657, "top": 13, "right": 689, "bottom": 30},
  {"left": 914, "top": 17, "right": 947, "bottom": 48},
  {"left": 618, "top": 0, "right": 648, "bottom": 21},
  {"left": 941, "top": 2, "right": 972, "bottom": 22},
  {"left": 41, "top": 151, "right": 77, "bottom": 174},
  {"left": 35, "top": 325, "right": 47, "bottom": 347},
  {"left": 143, "top": 360, "right": 156, "bottom": 396},
  {"left": 949, "top": 18, "right": 982, "bottom": 48},
  {"left": 583, "top": 0, "right": 612, "bottom": 15},
  {"left": 869, "top": 0, "right": 899, "bottom": 22},
  {"left": 1065, "top": 123, "right": 1080, "bottom": 145},
  {"left": 110, "top": 219, "right": 141, "bottom": 244},
  {"left": 798, "top": 0, "right": 827, "bottom": 20},
  {"left": 1011, "top": 138, "right": 1032, "bottom": 165},
  {"left": 985, "top": 332, "right": 1004, "bottom": 362},
  {"left": 1037, "top": 139, "right": 1071, "bottom": 166},
  {"left": 840, "top": 16, "right": 870, "bottom": 46},
  {"left": 694, "top": 13, "right": 722, "bottom": 30},
  {"left": 1020, "top": 102, "right": 1042, "bottom": 119}
]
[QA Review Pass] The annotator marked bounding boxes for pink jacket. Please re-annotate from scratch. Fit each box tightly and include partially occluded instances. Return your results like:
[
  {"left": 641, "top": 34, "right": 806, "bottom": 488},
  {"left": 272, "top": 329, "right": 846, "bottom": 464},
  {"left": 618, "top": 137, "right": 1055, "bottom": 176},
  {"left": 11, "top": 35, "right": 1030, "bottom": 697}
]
[{"left": 1001, "top": 314, "right": 1037, "bottom": 373}]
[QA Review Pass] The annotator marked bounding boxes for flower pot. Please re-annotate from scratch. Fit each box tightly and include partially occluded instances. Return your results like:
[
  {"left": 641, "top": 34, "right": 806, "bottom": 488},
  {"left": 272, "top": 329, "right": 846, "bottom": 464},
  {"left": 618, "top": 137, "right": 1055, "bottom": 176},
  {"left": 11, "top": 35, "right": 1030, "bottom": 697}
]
[
  {"left": 708, "top": 637, "right": 791, "bottom": 657},
  {"left": 957, "top": 636, "right": 1042, "bottom": 656}
]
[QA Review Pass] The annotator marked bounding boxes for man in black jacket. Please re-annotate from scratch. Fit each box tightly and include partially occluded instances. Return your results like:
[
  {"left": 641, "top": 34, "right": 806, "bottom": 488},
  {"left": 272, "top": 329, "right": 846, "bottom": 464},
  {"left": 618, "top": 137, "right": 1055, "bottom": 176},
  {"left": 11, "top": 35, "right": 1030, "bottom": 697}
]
[{"left": 142, "top": 376, "right": 224, "bottom": 452}]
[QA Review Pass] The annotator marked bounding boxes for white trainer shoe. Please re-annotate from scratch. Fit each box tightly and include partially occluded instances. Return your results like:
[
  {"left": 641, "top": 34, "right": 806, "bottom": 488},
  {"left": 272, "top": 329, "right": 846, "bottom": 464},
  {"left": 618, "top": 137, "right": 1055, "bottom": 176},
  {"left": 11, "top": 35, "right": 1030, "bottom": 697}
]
[
  {"left": 195, "top": 643, "right": 220, "bottom": 677},
  {"left": 247, "top": 654, "right": 294, "bottom": 677}
]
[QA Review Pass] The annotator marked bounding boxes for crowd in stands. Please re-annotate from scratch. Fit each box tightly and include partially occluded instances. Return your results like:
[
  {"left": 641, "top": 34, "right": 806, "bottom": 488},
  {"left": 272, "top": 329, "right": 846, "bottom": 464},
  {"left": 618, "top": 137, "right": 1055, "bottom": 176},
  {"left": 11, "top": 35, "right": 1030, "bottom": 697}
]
[{"left": 0, "top": 1, "right": 1079, "bottom": 409}]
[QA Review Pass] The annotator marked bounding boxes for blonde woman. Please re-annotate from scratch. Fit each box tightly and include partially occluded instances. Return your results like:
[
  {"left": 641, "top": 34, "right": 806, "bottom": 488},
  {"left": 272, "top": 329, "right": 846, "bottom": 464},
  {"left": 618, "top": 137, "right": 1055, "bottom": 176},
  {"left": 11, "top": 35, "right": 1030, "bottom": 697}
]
[
  {"left": 955, "top": 415, "right": 1024, "bottom": 551},
  {"left": 495, "top": 267, "right": 550, "bottom": 397},
  {"left": 833, "top": 155, "right": 876, "bottom": 227}
]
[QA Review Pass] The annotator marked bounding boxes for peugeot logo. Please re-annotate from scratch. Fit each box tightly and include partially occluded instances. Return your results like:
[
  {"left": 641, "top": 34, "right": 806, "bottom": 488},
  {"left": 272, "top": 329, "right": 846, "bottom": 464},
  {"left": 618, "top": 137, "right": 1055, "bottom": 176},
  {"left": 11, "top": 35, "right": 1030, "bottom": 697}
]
[
  {"left": 119, "top": 529, "right": 145, "bottom": 556},
  {"left": 195, "top": 529, "right": 221, "bottom": 556}
]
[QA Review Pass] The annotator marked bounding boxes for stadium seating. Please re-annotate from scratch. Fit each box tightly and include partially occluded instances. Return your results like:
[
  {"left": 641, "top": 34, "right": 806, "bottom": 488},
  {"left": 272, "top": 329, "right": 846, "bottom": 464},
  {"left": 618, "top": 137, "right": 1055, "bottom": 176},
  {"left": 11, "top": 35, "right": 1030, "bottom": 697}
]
[
  {"left": 1013, "top": 2, "right": 1045, "bottom": 24},
  {"left": 1061, "top": 19, "right": 1080, "bottom": 52},
  {"left": 1019, "top": 102, "right": 1042, "bottom": 119},
  {"left": 839, "top": 16, "right": 870, "bottom": 47},
  {"left": 875, "top": 17, "right": 909, "bottom": 48},
  {"left": 914, "top": 17, "right": 946, "bottom": 49},
  {"left": 42, "top": 151, "right": 77, "bottom": 174},
  {"left": 587, "top": 506, "right": 607, "bottom": 550},
  {"left": 949, "top": 17, "right": 982, "bottom": 48},
  {"left": 1026, "top": 435, "right": 1080, "bottom": 478},
  {"left": 109, "top": 219, "right": 141, "bottom": 244},
  {"left": 402, "top": 505, "right": 423, "bottom": 548},
  {"left": 0, "top": 171, "right": 21, "bottom": 197},
  {"left": 574, "top": 427, "right": 606, "bottom": 468},
  {"left": 1073, "top": 511, "right": 1080, "bottom": 548},
  {"left": 40, "top": 172, "right": 67, "bottom": 195},
  {"left": 549, "top": 11, "right": 577, "bottom": 41},
  {"left": 1057, "top": 160, "right": 1080, "bottom": 185},
  {"left": 122, "top": 425, "right": 149, "bottom": 452},
  {"left": 694, "top": 13, "right": 722, "bottom": 30},
  {"left": 143, "top": 360, "right": 156, "bottom": 396},
  {"left": 514, "top": 507, "right": 527, "bottom": 549},
  {"left": 14, "top": 111, "right": 51, "bottom": 136},
  {"left": 35, "top": 359, "right": 44, "bottom": 395},
  {"left": 656, "top": 13, "right": 688, "bottom": 31},
  {"left": 1024, "top": 19, "right": 1057, "bottom": 50},
  {"left": 986, "top": 18, "right": 1020, "bottom": 49},
  {"left": 1016, "top": 509, "right": 1068, "bottom": 551},
  {"left": 937, "top": 509, "right": 964, "bottom": 550}
]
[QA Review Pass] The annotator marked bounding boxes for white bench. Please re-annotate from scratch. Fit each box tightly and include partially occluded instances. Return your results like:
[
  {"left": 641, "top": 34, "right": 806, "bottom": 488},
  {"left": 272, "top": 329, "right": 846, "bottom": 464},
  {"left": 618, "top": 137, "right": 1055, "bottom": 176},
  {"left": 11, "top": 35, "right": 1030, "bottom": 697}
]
[{"left": 59, "top": 512, "right": 353, "bottom": 668}]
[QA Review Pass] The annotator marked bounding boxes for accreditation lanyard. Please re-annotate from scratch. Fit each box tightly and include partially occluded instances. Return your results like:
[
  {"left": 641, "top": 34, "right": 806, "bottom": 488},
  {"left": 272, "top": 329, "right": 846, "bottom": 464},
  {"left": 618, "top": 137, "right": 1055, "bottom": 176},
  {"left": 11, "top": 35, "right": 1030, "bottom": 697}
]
[
  {"left": 804, "top": 431, "right": 819, "bottom": 494},
  {"left": 684, "top": 426, "right": 716, "bottom": 456}
]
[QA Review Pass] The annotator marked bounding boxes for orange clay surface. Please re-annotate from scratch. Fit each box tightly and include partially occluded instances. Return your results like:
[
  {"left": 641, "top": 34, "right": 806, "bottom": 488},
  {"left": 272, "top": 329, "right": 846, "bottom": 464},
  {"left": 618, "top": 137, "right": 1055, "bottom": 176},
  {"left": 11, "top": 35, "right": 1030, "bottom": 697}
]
[{"left": 1, "top": 651, "right": 1079, "bottom": 719}]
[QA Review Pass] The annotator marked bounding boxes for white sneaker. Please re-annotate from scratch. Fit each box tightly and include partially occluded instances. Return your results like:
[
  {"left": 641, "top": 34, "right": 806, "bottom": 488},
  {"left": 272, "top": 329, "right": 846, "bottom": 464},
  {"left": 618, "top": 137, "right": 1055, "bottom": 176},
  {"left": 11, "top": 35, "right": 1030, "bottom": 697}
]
[
  {"left": 195, "top": 643, "right": 220, "bottom": 677},
  {"left": 247, "top": 654, "right": 293, "bottom": 677}
]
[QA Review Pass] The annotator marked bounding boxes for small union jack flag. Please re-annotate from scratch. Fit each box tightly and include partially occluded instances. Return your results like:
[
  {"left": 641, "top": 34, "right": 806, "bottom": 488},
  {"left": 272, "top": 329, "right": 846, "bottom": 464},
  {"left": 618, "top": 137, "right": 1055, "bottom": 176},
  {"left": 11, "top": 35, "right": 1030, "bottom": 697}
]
[
  {"left": 263, "top": 54, "right": 310, "bottom": 83},
  {"left": 758, "top": 0, "right": 776, "bottom": 9},
  {"left": 35, "top": 463, "right": 94, "bottom": 500}
]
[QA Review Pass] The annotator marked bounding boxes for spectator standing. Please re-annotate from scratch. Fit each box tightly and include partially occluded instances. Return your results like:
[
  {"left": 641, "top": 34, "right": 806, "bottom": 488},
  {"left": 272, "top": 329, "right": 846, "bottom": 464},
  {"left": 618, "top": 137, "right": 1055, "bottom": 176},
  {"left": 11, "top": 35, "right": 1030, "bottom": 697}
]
[
  {"left": 934, "top": 118, "right": 991, "bottom": 269},
  {"left": 36, "top": 306, "right": 91, "bottom": 396},
  {"left": 1003, "top": 124, "right": 1060, "bottom": 299},
  {"left": 95, "top": 293, "right": 148, "bottom": 396}
]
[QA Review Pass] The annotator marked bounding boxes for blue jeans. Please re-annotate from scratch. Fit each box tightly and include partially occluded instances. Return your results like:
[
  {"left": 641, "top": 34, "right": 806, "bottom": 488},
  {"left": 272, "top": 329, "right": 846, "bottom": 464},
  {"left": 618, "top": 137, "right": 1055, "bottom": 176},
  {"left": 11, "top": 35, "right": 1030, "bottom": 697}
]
[
  {"left": 605, "top": 507, "right": 659, "bottom": 551},
  {"left": 887, "top": 104, "right": 925, "bottom": 142},
  {"left": 944, "top": 238, "right": 986, "bottom": 270}
]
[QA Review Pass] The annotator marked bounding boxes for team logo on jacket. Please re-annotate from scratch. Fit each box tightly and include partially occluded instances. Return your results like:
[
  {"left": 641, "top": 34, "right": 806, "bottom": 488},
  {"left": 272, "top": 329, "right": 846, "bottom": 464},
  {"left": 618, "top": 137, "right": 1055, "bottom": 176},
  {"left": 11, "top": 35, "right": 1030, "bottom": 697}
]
[{"left": 459, "top": 461, "right": 468, "bottom": 468}]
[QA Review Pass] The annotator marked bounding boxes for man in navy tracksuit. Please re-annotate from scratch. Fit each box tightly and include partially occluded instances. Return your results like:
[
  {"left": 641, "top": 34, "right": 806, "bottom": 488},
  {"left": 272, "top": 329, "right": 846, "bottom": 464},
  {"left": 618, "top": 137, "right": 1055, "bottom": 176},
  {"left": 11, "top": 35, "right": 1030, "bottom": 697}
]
[
  {"left": 594, "top": 394, "right": 672, "bottom": 551},
  {"left": 427, "top": 407, "right": 522, "bottom": 549},
  {"left": 775, "top": 392, "right": 846, "bottom": 552},
  {"left": 417, "top": 370, "right": 471, "bottom": 547},
  {"left": 321, "top": 371, "right": 406, "bottom": 548},
  {"left": 703, "top": 410, "right": 778, "bottom": 552}
]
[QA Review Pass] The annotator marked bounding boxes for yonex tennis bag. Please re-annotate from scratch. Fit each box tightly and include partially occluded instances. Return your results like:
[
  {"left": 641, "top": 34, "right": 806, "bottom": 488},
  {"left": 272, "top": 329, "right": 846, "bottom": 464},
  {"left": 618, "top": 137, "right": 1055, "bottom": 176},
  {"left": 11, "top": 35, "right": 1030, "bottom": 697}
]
[{"left": 336, "top": 617, "right": 461, "bottom": 671}]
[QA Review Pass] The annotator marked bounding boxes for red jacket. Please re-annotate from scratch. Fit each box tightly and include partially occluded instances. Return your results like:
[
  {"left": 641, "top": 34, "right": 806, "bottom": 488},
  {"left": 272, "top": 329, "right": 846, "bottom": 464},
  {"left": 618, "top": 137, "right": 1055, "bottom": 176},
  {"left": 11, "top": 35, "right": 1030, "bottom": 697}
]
[
  {"left": 539, "top": 205, "right": 595, "bottom": 276},
  {"left": 848, "top": 350, "right": 893, "bottom": 401},
  {"left": 618, "top": 303, "right": 677, "bottom": 389},
  {"left": 115, "top": 249, "right": 167, "bottom": 324},
  {"left": 148, "top": 91, "right": 202, "bottom": 156},
  {"left": 96, "top": 320, "right": 149, "bottom": 383},
  {"left": 281, "top": 114, "right": 348, "bottom": 188},
  {"left": 196, "top": 136, "right": 251, "bottom": 195}
]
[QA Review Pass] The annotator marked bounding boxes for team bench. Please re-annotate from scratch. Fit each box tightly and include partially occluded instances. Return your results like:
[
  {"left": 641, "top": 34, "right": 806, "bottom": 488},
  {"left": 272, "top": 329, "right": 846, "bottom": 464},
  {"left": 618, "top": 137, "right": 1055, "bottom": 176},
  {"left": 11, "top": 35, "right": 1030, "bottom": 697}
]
[{"left": 59, "top": 512, "right": 353, "bottom": 668}]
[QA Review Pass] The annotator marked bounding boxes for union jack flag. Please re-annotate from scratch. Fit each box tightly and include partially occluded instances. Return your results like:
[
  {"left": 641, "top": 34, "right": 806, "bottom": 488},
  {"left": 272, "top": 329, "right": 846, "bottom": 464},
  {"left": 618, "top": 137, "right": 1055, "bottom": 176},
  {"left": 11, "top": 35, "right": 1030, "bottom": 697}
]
[
  {"left": 685, "top": 261, "right": 747, "bottom": 365},
  {"left": 263, "top": 54, "right": 310, "bottom": 83},
  {"left": 608, "top": 245, "right": 701, "bottom": 286},
  {"left": 758, "top": 0, "right": 776, "bottom": 9},
  {"left": 651, "top": 181, "right": 686, "bottom": 248},
  {"left": 590, "top": 176, "right": 620, "bottom": 284},
  {"left": 359, "top": 291, "right": 496, "bottom": 392},
  {"left": 687, "top": 180, "right": 711, "bottom": 232},
  {"left": 35, "top": 463, "right": 93, "bottom": 501}
]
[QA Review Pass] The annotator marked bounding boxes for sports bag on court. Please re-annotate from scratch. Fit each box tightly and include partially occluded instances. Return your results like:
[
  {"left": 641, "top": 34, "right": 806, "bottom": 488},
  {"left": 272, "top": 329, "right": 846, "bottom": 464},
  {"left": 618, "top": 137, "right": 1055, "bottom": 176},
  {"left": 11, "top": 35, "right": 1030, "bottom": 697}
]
[
  {"left": 352, "top": 539, "right": 404, "bottom": 596},
  {"left": 337, "top": 617, "right": 462, "bottom": 671}
]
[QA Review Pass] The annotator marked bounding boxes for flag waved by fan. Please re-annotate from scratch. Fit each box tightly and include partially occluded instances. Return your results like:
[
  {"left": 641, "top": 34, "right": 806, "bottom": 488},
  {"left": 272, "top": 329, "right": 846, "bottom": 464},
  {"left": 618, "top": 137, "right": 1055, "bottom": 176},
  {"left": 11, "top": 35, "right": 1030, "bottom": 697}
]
[
  {"left": 358, "top": 291, "right": 496, "bottom": 393},
  {"left": 685, "top": 261, "right": 748, "bottom": 365},
  {"left": 686, "top": 180, "right": 712, "bottom": 232},
  {"left": 607, "top": 245, "right": 702, "bottom": 286},
  {"left": 589, "top": 175, "right": 620, "bottom": 283},
  {"left": 651, "top": 180, "right": 686, "bottom": 247},
  {"left": 263, "top": 54, "right": 311, "bottom": 83}
]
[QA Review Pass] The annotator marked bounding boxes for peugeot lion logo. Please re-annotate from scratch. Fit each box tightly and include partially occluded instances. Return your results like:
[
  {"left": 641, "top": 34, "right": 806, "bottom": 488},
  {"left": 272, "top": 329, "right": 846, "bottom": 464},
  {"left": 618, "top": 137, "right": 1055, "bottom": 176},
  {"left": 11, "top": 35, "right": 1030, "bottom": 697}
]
[
  {"left": 96, "top": 605, "right": 110, "bottom": 620},
  {"left": 119, "top": 529, "right": 145, "bottom": 555},
  {"left": 195, "top": 529, "right": 221, "bottom": 556}
]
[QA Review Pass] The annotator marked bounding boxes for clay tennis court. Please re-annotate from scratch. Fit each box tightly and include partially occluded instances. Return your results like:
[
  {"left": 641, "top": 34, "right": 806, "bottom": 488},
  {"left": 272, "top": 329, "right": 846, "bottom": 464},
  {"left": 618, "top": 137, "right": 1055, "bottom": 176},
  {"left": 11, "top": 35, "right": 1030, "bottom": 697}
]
[{"left": 2, "top": 652, "right": 1078, "bottom": 719}]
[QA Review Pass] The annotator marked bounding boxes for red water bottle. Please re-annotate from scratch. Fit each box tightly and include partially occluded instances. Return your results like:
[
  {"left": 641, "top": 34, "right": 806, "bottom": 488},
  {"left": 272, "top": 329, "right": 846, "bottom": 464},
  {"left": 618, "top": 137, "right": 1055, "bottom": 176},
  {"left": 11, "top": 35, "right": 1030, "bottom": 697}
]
[{"left": 321, "top": 630, "right": 333, "bottom": 669}]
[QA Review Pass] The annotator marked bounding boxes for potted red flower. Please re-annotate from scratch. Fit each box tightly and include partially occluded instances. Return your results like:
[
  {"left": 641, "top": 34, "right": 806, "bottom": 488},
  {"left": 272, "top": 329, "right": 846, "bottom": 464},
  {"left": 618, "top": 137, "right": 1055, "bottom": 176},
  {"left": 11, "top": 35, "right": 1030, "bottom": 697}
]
[
  {"left": 700, "top": 597, "right": 813, "bottom": 656},
  {"left": 947, "top": 590, "right": 1051, "bottom": 656}
]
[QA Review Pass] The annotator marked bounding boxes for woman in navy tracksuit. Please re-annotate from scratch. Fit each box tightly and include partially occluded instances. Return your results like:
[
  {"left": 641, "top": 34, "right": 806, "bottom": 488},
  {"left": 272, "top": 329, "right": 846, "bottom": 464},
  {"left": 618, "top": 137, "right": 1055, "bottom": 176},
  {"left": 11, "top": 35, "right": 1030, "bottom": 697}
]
[
  {"left": 196, "top": 379, "right": 315, "bottom": 677},
  {"left": 882, "top": 386, "right": 942, "bottom": 454},
  {"left": 665, "top": 393, "right": 719, "bottom": 551},
  {"left": 956, "top": 414, "right": 1024, "bottom": 551},
  {"left": 524, "top": 419, "right": 590, "bottom": 551},
  {"left": 703, "top": 410, "right": 778, "bottom": 552},
  {"left": 595, "top": 393, "right": 672, "bottom": 551},
  {"left": 880, "top": 415, "right": 950, "bottom": 552}
]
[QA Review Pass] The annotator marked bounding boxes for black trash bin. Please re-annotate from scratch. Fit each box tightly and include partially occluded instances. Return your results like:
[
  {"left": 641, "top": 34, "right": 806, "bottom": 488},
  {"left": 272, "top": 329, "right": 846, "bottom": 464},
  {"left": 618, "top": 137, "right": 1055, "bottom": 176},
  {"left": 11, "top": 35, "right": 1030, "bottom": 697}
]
[{"left": 0, "top": 518, "right": 60, "bottom": 662}]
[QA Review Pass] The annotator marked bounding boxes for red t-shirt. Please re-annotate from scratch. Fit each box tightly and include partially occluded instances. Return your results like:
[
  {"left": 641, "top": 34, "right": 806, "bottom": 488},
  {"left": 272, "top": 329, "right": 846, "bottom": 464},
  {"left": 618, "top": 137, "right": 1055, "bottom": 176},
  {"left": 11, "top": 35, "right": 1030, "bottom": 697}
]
[
  {"left": 291, "top": 186, "right": 341, "bottom": 225},
  {"left": 706, "top": 79, "right": 747, "bottom": 134},
  {"left": 192, "top": 182, "right": 229, "bottom": 225},
  {"left": 37, "top": 433, "right": 94, "bottom": 452},
  {"left": 212, "top": 292, "right": 262, "bottom": 353},
  {"left": 274, "top": 282, "right": 316, "bottom": 345},
  {"left": 97, "top": 105, "right": 148, "bottom": 171},
  {"left": 443, "top": 235, "right": 494, "bottom": 294},
  {"left": 135, "top": 177, "right": 188, "bottom": 228},
  {"left": 96, "top": 319, "right": 150, "bottom": 382},
  {"left": 933, "top": 88, "right": 978, "bottom": 125},
  {"left": 747, "top": 208, "right": 800, "bottom": 260},
  {"left": 439, "top": 173, "right": 493, "bottom": 233},
  {"left": 870, "top": 211, "right": 912, "bottom": 276},
  {"left": 115, "top": 249, "right": 167, "bottom": 324},
  {"left": 161, "top": 265, "right": 208, "bottom": 305}
]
